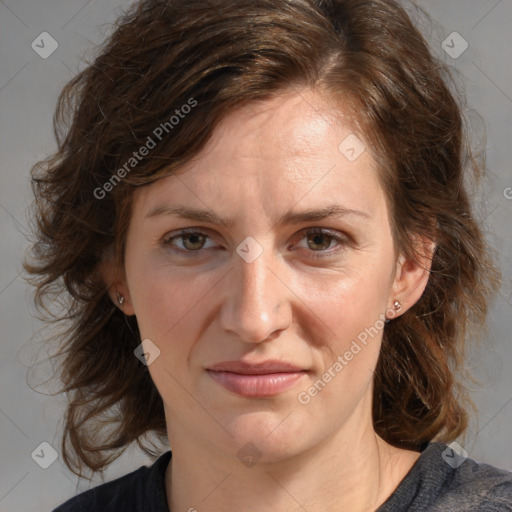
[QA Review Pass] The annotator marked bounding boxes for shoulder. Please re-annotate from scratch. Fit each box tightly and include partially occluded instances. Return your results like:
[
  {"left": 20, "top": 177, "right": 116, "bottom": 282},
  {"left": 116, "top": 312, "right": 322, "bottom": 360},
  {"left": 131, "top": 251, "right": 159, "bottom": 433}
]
[
  {"left": 379, "top": 442, "right": 512, "bottom": 512},
  {"left": 434, "top": 443, "right": 512, "bottom": 511},
  {"left": 52, "top": 451, "right": 172, "bottom": 512}
]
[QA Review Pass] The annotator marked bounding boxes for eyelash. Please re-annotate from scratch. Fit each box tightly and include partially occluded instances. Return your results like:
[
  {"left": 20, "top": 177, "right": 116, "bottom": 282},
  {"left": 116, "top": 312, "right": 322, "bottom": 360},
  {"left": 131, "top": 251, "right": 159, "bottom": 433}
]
[{"left": 160, "top": 227, "right": 350, "bottom": 260}]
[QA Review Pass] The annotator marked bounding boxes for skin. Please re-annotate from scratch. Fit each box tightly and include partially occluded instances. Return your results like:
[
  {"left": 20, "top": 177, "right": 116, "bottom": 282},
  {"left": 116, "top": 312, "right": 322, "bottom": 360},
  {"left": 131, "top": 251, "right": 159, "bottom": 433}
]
[{"left": 107, "top": 88, "right": 435, "bottom": 512}]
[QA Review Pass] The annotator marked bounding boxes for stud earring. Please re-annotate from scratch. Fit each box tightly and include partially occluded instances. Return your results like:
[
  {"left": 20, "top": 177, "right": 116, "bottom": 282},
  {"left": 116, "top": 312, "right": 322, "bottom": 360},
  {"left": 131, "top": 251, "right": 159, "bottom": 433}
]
[
  {"left": 116, "top": 292, "right": 125, "bottom": 306},
  {"left": 385, "top": 300, "right": 402, "bottom": 324}
]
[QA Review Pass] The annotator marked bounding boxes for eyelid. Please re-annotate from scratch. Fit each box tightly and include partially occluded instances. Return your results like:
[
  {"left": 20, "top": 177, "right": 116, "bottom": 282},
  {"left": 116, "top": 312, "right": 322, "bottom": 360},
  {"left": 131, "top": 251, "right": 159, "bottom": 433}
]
[{"left": 294, "top": 226, "right": 350, "bottom": 243}]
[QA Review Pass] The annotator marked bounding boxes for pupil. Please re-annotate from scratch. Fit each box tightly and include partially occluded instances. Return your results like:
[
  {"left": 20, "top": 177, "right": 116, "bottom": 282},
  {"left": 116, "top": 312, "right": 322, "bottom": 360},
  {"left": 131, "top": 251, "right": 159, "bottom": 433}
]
[
  {"left": 185, "top": 233, "right": 203, "bottom": 249},
  {"left": 310, "top": 233, "right": 329, "bottom": 250}
]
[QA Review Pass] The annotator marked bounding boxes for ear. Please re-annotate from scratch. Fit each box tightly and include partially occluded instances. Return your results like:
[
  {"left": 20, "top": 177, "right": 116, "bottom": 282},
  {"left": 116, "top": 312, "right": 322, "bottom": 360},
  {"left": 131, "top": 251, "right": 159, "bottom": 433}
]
[
  {"left": 388, "top": 235, "right": 436, "bottom": 318},
  {"left": 97, "top": 255, "right": 136, "bottom": 316}
]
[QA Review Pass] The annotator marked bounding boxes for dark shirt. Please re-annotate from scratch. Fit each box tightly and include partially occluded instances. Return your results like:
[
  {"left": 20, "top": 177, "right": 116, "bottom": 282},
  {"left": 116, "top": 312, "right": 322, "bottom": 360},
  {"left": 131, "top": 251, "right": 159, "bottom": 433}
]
[{"left": 53, "top": 442, "right": 512, "bottom": 511}]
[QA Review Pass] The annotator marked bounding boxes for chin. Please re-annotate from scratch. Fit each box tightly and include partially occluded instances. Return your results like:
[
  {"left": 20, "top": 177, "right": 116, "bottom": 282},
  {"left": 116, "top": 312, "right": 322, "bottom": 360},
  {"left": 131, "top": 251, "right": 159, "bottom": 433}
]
[{"left": 222, "top": 409, "right": 310, "bottom": 463}]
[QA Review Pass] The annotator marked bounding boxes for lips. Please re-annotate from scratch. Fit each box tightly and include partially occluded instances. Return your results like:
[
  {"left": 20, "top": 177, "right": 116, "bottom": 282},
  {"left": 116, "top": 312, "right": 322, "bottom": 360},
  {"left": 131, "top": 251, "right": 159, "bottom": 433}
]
[
  {"left": 208, "top": 360, "right": 304, "bottom": 374},
  {"left": 206, "top": 359, "right": 307, "bottom": 397}
]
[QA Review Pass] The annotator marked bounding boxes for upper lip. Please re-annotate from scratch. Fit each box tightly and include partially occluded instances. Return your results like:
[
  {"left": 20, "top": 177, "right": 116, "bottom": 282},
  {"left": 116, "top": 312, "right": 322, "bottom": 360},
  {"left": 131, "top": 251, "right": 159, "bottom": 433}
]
[{"left": 207, "top": 360, "right": 305, "bottom": 375}]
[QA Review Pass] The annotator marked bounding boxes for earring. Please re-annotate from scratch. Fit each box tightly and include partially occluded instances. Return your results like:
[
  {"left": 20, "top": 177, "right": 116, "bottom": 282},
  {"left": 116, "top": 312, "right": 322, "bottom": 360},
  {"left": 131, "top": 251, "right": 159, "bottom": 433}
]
[
  {"left": 116, "top": 292, "right": 125, "bottom": 306},
  {"left": 385, "top": 300, "right": 402, "bottom": 324}
]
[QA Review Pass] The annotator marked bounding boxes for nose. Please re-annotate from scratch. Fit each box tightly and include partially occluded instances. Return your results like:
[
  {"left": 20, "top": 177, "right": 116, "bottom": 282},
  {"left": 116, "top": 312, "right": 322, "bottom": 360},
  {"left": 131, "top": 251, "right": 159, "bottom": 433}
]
[{"left": 219, "top": 243, "right": 293, "bottom": 344}]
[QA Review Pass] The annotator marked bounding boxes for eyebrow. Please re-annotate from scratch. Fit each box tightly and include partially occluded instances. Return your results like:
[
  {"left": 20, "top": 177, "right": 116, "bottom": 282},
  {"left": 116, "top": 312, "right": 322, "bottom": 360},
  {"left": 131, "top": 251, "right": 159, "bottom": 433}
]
[{"left": 145, "top": 204, "right": 370, "bottom": 227}]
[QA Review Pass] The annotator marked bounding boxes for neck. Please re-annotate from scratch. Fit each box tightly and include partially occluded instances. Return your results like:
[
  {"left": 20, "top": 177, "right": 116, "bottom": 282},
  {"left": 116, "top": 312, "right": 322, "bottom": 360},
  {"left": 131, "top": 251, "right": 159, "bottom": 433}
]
[{"left": 165, "top": 413, "right": 420, "bottom": 512}]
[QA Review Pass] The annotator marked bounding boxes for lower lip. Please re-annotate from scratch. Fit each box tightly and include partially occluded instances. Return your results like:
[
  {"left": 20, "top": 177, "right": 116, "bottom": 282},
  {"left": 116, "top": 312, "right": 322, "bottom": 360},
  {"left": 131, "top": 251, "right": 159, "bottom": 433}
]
[{"left": 207, "top": 370, "right": 306, "bottom": 397}]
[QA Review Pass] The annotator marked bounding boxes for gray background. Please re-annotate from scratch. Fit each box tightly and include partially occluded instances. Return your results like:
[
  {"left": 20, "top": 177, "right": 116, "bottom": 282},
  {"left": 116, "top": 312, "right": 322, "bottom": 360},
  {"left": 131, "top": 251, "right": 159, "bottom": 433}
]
[{"left": 0, "top": 0, "right": 511, "bottom": 510}]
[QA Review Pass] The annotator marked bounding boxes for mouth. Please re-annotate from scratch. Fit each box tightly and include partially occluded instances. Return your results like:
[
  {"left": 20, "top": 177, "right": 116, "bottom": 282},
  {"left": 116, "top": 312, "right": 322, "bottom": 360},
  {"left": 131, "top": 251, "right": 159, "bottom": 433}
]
[{"left": 206, "top": 360, "right": 308, "bottom": 397}]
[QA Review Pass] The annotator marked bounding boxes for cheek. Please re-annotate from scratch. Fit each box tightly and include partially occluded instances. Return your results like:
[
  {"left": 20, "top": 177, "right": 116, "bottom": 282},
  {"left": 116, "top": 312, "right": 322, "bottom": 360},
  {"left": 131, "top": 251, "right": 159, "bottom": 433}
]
[
  {"left": 127, "top": 257, "right": 220, "bottom": 361},
  {"left": 127, "top": 245, "right": 197, "bottom": 325},
  {"left": 126, "top": 263, "right": 221, "bottom": 412},
  {"left": 296, "top": 265, "right": 390, "bottom": 398},
  {"left": 300, "top": 264, "right": 390, "bottom": 343}
]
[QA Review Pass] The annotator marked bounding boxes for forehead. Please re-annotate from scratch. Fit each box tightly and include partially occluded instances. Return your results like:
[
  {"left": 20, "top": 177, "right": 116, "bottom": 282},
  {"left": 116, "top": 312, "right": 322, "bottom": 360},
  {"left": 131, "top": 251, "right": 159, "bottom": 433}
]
[
  {"left": 196, "top": 89, "right": 361, "bottom": 166},
  {"left": 132, "top": 89, "right": 384, "bottom": 222}
]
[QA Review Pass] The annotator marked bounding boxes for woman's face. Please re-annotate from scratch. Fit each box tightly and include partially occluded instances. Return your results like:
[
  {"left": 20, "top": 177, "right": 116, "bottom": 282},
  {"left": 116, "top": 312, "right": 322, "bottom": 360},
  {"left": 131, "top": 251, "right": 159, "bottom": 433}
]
[{"left": 121, "top": 89, "right": 415, "bottom": 463}]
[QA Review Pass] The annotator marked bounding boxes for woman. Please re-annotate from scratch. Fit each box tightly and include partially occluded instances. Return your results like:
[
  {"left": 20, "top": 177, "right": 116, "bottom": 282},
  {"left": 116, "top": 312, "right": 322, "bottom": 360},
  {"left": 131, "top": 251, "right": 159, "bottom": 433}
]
[{"left": 25, "top": 0, "right": 512, "bottom": 510}]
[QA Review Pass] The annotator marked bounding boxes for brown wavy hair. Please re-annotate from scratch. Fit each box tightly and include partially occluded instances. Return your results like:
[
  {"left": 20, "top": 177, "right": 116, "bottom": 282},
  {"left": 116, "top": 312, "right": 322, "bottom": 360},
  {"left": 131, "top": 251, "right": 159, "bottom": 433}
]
[{"left": 25, "top": 0, "right": 501, "bottom": 476}]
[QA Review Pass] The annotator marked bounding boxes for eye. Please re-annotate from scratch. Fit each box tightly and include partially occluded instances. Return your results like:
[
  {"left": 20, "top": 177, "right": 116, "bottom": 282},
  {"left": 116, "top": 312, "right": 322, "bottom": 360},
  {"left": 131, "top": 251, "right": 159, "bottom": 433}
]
[
  {"left": 294, "top": 228, "right": 349, "bottom": 259},
  {"left": 160, "top": 227, "right": 350, "bottom": 259},
  {"left": 161, "top": 229, "right": 217, "bottom": 256}
]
